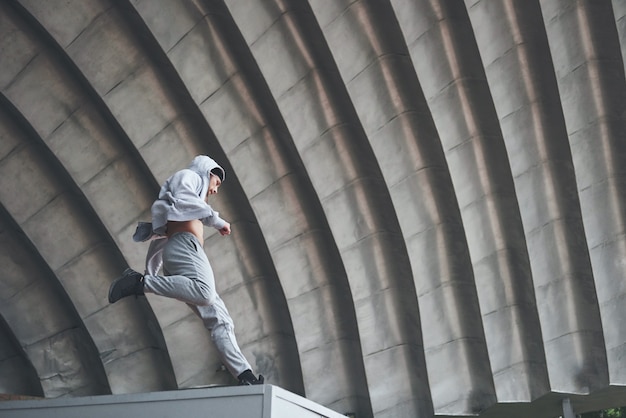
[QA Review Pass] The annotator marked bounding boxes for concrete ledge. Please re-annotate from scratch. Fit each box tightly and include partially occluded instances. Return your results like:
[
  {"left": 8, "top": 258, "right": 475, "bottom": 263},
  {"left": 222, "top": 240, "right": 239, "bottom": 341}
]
[{"left": 0, "top": 385, "right": 346, "bottom": 418}]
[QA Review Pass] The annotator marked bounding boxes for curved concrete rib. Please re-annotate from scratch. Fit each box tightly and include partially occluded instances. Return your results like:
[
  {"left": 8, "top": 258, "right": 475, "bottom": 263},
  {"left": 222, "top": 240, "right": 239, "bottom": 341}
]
[
  {"left": 470, "top": 2, "right": 605, "bottom": 393},
  {"left": 224, "top": 0, "right": 461, "bottom": 416},
  {"left": 1, "top": 2, "right": 176, "bottom": 394},
  {"left": 311, "top": 0, "right": 499, "bottom": 415},
  {"left": 539, "top": 0, "right": 626, "bottom": 385},
  {"left": 0, "top": 125, "right": 108, "bottom": 397},
  {"left": 0, "top": 314, "right": 43, "bottom": 397},
  {"left": 393, "top": 0, "right": 549, "bottom": 404},
  {"left": 466, "top": 0, "right": 608, "bottom": 393},
  {"left": 130, "top": 0, "right": 373, "bottom": 414}
]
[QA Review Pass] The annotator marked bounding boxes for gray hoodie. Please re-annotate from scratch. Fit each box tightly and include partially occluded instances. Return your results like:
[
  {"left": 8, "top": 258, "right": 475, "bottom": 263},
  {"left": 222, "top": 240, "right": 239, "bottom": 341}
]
[{"left": 133, "top": 155, "right": 226, "bottom": 242}]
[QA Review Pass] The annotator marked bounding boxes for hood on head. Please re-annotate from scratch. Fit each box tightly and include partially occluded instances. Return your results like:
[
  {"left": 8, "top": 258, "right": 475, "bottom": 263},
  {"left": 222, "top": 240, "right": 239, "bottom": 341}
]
[{"left": 188, "top": 155, "right": 225, "bottom": 183}]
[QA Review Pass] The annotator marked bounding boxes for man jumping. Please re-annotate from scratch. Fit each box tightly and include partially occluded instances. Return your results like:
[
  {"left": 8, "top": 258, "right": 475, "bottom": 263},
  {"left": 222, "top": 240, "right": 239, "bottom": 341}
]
[{"left": 108, "top": 155, "right": 263, "bottom": 386}]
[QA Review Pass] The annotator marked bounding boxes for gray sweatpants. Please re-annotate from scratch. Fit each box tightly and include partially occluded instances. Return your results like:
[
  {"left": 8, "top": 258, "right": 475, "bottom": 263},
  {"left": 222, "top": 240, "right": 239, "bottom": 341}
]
[{"left": 142, "top": 232, "right": 251, "bottom": 377}]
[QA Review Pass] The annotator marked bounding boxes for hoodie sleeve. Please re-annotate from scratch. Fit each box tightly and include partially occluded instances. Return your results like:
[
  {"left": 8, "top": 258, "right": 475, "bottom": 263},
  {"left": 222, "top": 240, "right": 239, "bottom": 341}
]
[{"left": 201, "top": 212, "right": 227, "bottom": 229}]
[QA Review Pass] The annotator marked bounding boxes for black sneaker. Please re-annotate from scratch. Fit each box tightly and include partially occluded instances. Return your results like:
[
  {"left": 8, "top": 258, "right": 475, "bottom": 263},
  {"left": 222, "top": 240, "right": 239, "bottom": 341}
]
[
  {"left": 108, "top": 268, "right": 145, "bottom": 303},
  {"left": 237, "top": 369, "right": 264, "bottom": 385}
]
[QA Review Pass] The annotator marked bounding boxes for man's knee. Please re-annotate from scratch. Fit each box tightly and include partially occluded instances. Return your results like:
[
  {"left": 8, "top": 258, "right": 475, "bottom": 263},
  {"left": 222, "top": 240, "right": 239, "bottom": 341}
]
[
  {"left": 195, "top": 294, "right": 216, "bottom": 306},
  {"left": 194, "top": 282, "right": 216, "bottom": 306}
]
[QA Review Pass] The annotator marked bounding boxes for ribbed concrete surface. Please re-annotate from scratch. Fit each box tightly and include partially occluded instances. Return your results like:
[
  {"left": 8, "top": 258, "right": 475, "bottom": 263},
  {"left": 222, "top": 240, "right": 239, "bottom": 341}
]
[{"left": 0, "top": 1, "right": 625, "bottom": 417}]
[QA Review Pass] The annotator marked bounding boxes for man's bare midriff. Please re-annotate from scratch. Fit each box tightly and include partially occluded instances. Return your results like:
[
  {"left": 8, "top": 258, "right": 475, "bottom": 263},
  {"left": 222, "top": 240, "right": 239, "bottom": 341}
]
[{"left": 166, "top": 220, "right": 204, "bottom": 244}]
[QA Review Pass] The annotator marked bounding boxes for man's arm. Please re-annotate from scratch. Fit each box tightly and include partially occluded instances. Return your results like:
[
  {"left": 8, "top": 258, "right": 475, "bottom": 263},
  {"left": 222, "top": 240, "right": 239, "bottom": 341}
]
[{"left": 218, "top": 222, "right": 231, "bottom": 236}]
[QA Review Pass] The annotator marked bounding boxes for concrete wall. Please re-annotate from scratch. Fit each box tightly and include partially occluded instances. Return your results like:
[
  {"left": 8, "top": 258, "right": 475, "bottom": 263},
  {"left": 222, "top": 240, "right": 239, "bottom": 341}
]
[{"left": 0, "top": 0, "right": 625, "bottom": 417}]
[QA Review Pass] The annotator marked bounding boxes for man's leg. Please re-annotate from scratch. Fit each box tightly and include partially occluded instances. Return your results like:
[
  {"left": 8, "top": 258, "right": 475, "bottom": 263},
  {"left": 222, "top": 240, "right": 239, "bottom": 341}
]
[
  {"left": 142, "top": 233, "right": 214, "bottom": 305},
  {"left": 147, "top": 232, "right": 261, "bottom": 383},
  {"left": 188, "top": 300, "right": 253, "bottom": 377}
]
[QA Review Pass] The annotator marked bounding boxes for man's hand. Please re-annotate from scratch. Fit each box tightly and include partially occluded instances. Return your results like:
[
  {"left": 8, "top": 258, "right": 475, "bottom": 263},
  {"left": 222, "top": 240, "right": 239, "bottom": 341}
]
[{"left": 219, "top": 222, "right": 231, "bottom": 236}]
